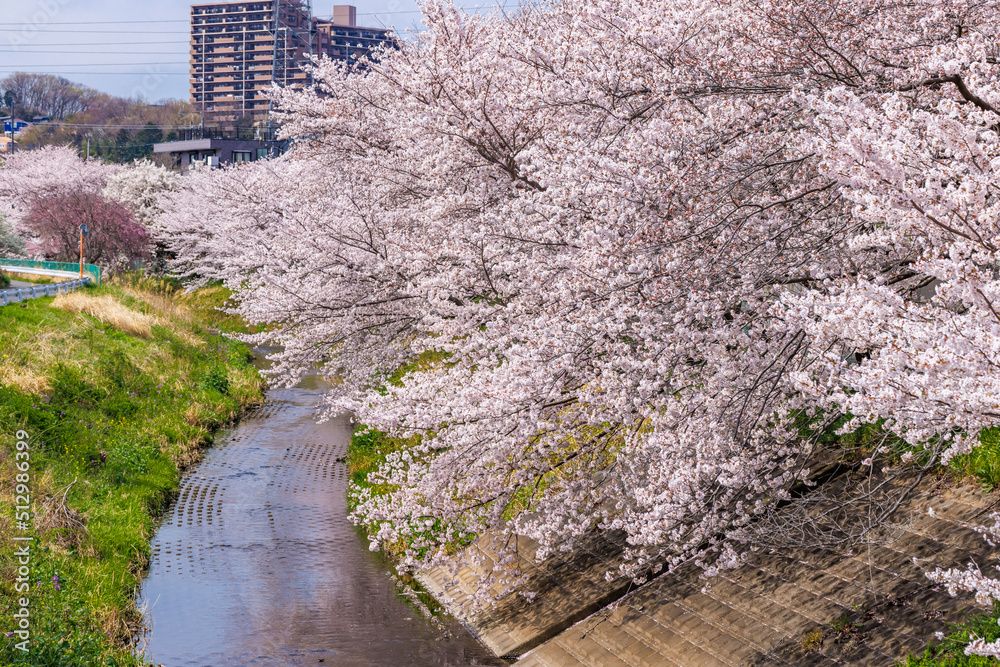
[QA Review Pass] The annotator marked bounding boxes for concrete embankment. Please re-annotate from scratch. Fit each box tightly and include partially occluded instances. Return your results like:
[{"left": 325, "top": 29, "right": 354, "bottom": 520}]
[{"left": 419, "top": 479, "right": 1000, "bottom": 666}]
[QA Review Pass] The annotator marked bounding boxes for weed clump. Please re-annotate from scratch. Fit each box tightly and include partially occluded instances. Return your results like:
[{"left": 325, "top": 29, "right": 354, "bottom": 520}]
[{"left": 201, "top": 367, "right": 230, "bottom": 395}]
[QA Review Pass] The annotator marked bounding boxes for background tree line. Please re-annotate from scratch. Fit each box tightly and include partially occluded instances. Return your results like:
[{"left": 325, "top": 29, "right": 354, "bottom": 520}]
[{"left": 0, "top": 72, "right": 198, "bottom": 165}]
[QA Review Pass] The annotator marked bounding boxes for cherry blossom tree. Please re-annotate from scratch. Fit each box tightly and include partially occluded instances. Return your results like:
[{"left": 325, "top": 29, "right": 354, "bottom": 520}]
[
  {"left": 0, "top": 214, "right": 25, "bottom": 257},
  {"left": 0, "top": 145, "right": 113, "bottom": 226},
  {"left": 103, "top": 158, "right": 179, "bottom": 269},
  {"left": 159, "top": 0, "right": 1000, "bottom": 606},
  {"left": 102, "top": 158, "right": 178, "bottom": 232},
  {"left": 0, "top": 145, "right": 156, "bottom": 268}
]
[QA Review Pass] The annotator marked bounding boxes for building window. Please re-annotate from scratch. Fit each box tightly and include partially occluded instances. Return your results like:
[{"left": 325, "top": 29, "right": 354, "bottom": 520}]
[{"left": 233, "top": 151, "right": 253, "bottom": 163}]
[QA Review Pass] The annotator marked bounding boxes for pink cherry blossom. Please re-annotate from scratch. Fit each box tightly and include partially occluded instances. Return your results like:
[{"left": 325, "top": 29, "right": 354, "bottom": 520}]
[{"left": 150, "top": 0, "right": 1000, "bottom": 609}]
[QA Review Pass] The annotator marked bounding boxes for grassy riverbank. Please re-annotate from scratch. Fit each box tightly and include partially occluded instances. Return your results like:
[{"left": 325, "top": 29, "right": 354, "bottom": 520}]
[{"left": 0, "top": 277, "right": 263, "bottom": 666}]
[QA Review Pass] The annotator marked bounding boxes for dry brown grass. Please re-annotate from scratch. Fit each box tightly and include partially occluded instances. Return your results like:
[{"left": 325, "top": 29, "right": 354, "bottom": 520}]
[
  {"left": 227, "top": 368, "right": 266, "bottom": 408},
  {"left": 112, "top": 281, "right": 206, "bottom": 348},
  {"left": 0, "top": 363, "right": 51, "bottom": 394},
  {"left": 53, "top": 292, "right": 165, "bottom": 338},
  {"left": 118, "top": 285, "right": 194, "bottom": 323},
  {"left": 37, "top": 479, "right": 89, "bottom": 549},
  {"left": 0, "top": 328, "right": 75, "bottom": 394},
  {"left": 173, "top": 328, "right": 204, "bottom": 348},
  {"left": 184, "top": 403, "right": 206, "bottom": 428}
]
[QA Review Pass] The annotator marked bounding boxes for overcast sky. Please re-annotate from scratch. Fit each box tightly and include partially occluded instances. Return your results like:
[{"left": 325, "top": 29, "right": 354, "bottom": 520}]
[{"left": 0, "top": 0, "right": 488, "bottom": 102}]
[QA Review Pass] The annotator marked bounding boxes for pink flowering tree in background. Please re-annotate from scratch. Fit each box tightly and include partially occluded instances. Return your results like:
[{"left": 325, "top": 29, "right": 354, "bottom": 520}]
[
  {"left": 160, "top": 0, "right": 1000, "bottom": 632},
  {"left": 102, "top": 158, "right": 179, "bottom": 269},
  {"left": 0, "top": 145, "right": 155, "bottom": 269},
  {"left": 24, "top": 192, "right": 149, "bottom": 267}
]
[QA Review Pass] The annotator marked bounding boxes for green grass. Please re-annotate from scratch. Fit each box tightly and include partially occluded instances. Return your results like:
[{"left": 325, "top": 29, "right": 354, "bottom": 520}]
[
  {"left": 901, "top": 602, "right": 1000, "bottom": 666},
  {"left": 0, "top": 278, "right": 264, "bottom": 666},
  {"left": 949, "top": 429, "right": 1000, "bottom": 491},
  {"left": 177, "top": 284, "right": 255, "bottom": 334},
  {"left": 346, "top": 427, "right": 407, "bottom": 505}
]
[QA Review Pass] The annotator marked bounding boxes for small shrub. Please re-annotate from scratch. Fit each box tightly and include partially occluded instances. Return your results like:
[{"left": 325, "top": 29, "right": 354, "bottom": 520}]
[
  {"left": 830, "top": 612, "right": 857, "bottom": 636},
  {"left": 106, "top": 440, "right": 155, "bottom": 484},
  {"left": 0, "top": 271, "right": 9, "bottom": 289},
  {"left": 201, "top": 367, "right": 229, "bottom": 395},
  {"left": 802, "top": 630, "right": 824, "bottom": 652}
]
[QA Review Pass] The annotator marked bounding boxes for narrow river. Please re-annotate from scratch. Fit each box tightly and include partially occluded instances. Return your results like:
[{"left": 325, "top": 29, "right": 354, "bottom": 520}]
[{"left": 138, "top": 372, "right": 501, "bottom": 666}]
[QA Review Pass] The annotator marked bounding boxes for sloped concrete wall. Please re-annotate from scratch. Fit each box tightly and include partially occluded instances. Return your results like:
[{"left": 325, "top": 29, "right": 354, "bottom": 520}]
[{"left": 421, "top": 479, "right": 1000, "bottom": 666}]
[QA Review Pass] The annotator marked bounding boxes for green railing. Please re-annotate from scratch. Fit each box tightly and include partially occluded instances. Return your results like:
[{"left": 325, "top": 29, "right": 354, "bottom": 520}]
[{"left": 0, "top": 258, "right": 102, "bottom": 285}]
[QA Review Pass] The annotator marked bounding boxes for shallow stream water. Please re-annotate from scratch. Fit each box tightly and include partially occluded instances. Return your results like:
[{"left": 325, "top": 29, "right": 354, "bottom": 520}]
[{"left": 137, "top": 372, "right": 500, "bottom": 666}]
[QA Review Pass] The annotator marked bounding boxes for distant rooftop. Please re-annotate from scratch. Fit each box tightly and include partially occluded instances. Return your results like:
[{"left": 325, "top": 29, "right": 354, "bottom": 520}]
[{"left": 189, "top": 1, "right": 365, "bottom": 26}]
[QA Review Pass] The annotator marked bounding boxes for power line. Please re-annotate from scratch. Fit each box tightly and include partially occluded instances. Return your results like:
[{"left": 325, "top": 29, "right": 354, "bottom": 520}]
[
  {"left": 0, "top": 41, "right": 192, "bottom": 46},
  {"left": 0, "top": 6, "right": 502, "bottom": 34},
  {"left": 0, "top": 19, "right": 189, "bottom": 26},
  {"left": 1, "top": 29, "right": 191, "bottom": 34},
  {"left": 0, "top": 8, "right": 498, "bottom": 27},
  {"left": 38, "top": 123, "right": 201, "bottom": 129},
  {"left": 0, "top": 71, "right": 190, "bottom": 76},
  {"left": 0, "top": 52, "right": 190, "bottom": 55},
  {"left": 0, "top": 62, "right": 191, "bottom": 67}
]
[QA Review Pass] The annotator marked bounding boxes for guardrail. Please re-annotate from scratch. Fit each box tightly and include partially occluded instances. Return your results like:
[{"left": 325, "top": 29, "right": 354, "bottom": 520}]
[
  {"left": 0, "top": 259, "right": 102, "bottom": 285},
  {"left": 0, "top": 276, "right": 92, "bottom": 306}
]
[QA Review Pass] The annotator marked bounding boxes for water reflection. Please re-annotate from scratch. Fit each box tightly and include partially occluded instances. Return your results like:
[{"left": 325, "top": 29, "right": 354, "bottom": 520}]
[{"left": 138, "top": 373, "right": 501, "bottom": 666}]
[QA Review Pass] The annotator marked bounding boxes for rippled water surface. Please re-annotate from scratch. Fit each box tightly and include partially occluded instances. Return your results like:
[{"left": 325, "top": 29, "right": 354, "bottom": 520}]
[{"left": 138, "top": 375, "right": 500, "bottom": 666}]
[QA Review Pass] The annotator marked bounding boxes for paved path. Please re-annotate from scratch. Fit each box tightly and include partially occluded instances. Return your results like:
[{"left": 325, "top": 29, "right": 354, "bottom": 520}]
[{"left": 0, "top": 264, "right": 84, "bottom": 280}]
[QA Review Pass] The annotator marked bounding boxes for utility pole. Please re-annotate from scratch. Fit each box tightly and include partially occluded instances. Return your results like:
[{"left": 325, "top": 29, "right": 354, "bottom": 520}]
[
  {"left": 4, "top": 91, "right": 15, "bottom": 155},
  {"left": 79, "top": 225, "right": 88, "bottom": 280},
  {"left": 267, "top": 0, "right": 281, "bottom": 138},
  {"left": 305, "top": 0, "right": 313, "bottom": 88}
]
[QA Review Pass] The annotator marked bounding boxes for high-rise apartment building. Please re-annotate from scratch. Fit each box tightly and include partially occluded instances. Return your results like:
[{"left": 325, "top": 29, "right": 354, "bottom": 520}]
[{"left": 190, "top": 1, "right": 391, "bottom": 123}]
